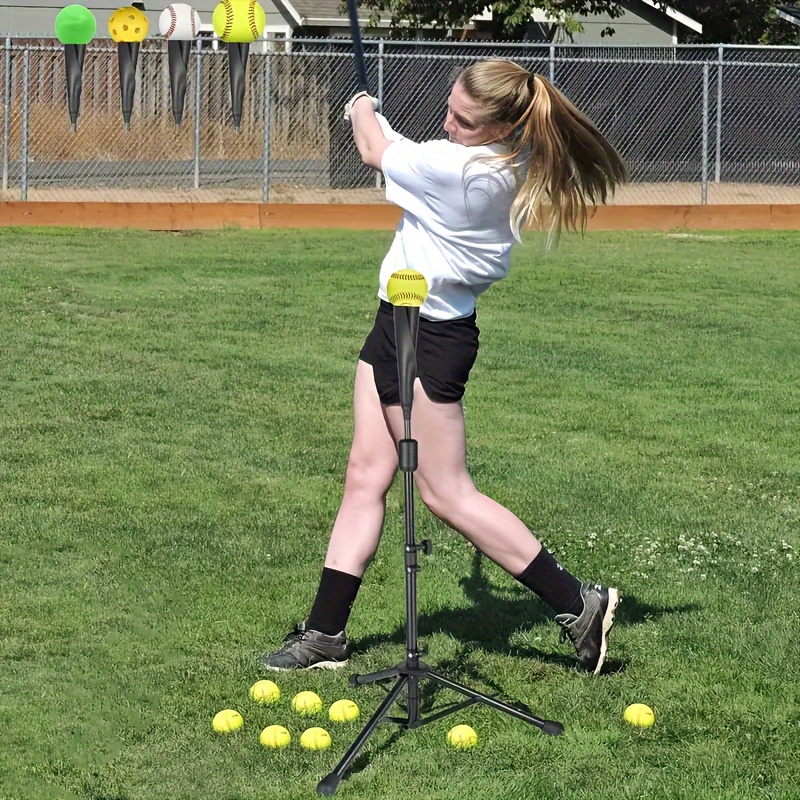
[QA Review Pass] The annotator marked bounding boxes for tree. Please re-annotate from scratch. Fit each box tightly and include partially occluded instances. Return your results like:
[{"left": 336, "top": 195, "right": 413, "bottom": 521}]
[
  {"left": 360, "top": 1, "right": 625, "bottom": 40},
  {"left": 661, "top": 1, "right": 800, "bottom": 44}
]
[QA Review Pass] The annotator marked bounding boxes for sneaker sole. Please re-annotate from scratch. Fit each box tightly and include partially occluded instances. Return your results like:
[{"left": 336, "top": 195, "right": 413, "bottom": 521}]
[
  {"left": 593, "top": 588, "right": 620, "bottom": 676},
  {"left": 261, "top": 658, "right": 349, "bottom": 672}
]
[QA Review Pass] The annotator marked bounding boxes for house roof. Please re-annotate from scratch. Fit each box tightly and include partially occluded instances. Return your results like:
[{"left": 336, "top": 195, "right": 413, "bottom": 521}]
[
  {"left": 632, "top": 0, "right": 702, "bottom": 34},
  {"left": 272, "top": 1, "right": 702, "bottom": 33},
  {"left": 776, "top": 5, "right": 800, "bottom": 27},
  {"left": 285, "top": 0, "right": 370, "bottom": 25}
]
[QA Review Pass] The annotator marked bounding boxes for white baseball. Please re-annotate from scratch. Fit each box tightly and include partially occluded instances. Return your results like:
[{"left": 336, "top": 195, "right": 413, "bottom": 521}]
[{"left": 158, "top": 3, "right": 201, "bottom": 40}]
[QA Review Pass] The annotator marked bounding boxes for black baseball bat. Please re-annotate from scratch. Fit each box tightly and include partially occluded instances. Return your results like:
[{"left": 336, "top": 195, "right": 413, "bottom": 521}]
[{"left": 345, "top": 0, "right": 369, "bottom": 92}]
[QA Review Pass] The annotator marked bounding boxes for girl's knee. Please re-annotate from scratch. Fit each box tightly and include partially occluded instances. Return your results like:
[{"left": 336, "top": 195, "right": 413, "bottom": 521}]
[
  {"left": 345, "top": 453, "right": 396, "bottom": 496},
  {"left": 417, "top": 475, "right": 474, "bottom": 519}
]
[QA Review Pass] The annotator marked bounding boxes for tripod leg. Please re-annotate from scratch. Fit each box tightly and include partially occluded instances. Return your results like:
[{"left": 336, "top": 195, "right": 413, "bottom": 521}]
[
  {"left": 406, "top": 674, "right": 420, "bottom": 727},
  {"left": 350, "top": 665, "right": 401, "bottom": 686},
  {"left": 425, "top": 669, "right": 564, "bottom": 736},
  {"left": 317, "top": 675, "right": 409, "bottom": 796}
]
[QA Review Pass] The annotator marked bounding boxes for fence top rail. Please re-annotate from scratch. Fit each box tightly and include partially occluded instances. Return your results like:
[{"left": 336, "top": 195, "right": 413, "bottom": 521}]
[
  {"left": 3, "top": 36, "right": 800, "bottom": 53},
  {"left": 4, "top": 41, "right": 799, "bottom": 70}
]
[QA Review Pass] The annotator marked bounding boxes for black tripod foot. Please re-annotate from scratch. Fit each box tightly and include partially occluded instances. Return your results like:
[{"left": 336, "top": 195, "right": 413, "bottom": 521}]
[
  {"left": 316, "top": 773, "right": 341, "bottom": 796},
  {"left": 542, "top": 719, "right": 565, "bottom": 736}
]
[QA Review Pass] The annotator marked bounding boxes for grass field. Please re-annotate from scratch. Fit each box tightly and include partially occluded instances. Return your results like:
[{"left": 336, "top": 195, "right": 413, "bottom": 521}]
[{"left": 1, "top": 228, "right": 798, "bottom": 800}]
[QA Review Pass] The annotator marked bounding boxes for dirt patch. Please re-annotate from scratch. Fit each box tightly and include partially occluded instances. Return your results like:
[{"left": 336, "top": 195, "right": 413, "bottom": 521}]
[{"left": 3, "top": 182, "right": 800, "bottom": 205}]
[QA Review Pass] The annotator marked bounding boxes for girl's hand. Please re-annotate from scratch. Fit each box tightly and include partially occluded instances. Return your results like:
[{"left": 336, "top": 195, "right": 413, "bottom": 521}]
[{"left": 343, "top": 91, "right": 380, "bottom": 122}]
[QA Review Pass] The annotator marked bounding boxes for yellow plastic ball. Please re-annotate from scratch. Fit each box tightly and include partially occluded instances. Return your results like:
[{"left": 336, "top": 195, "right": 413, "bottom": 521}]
[
  {"left": 212, "top": 708, "right": 243, "bottom": 733},
  {"left": 250, "top": 679, "right": 280, "bottom": 706},
  {"left": 300, "top": 726, "right": 332, "bottom": 751},
  {"left": 259, "top": 724, "right": 291, "bottom": 749},
  {"left": 291, "top": 690, "right": 323, "bottom": 716},
  {"left": 108, "top": 5, "right": 149, "bottom": 43},
  {"left": 624, "top": 703, "right": 655, "bottom": 728},
  {"left": 386, "top": 269, "right": 428, "bottom": 308},
  {"left": 212, "top": 0, "right": 266, "bottom": 43},
  {"left": 328, "top": 699, "right": 360, "bottom": 723},
  {"left": 447, "top": 724, "right": 478, "bottom": 750}
]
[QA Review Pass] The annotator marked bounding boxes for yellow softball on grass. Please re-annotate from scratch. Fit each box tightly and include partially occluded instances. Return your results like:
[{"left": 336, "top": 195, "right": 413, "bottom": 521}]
[
  {"left": 300, "top": 726, "right": 332, "bottom": 750},
  {"left": 447, "top": 724, "right": 478, "bottom": 750},
  {"left": 292, "top": 690, "right": 323, "bottom": 716},
  {"left": 386, "top": 269, "right": 428, "bottom": 308},
  {"left": 328, "top": 699, "right": 360, "bottom": 723},
  {"left": 624, "top": 703, "right": 655, "bottom": 728},
  {"left": 212, "top": 708, "right": 243, "bottom": 733},
  {"left": 250, "top": 679, "right": 280, "bottom": 706},
  {"left": 259, "top": 724, "right": 291, "bottom": 749},
  {"left": 212, "top": 0, "right": 266, "bottom": 43}
]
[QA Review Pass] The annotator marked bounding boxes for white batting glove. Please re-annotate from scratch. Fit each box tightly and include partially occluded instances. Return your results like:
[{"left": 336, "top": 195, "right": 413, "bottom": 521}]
[{"left": 343, "top": 90, "right": 380, "bottom": 123}]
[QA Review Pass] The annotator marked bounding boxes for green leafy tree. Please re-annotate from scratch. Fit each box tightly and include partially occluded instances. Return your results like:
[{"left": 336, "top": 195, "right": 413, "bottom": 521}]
[
  {"left": 662, "top": 1, "right": 800, "bottom": 44},
  {"left": 360, "top": 0, "right": 624, "bottom": 39}
]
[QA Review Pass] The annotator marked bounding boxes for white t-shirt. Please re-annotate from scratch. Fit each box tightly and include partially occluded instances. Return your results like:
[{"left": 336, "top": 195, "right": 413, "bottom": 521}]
[{"left": 378, "top": 133, "right": 520, "bottom": 321}]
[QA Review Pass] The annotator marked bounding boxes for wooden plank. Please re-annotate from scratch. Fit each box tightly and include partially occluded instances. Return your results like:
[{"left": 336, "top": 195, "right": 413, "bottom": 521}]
[{"left": 2, "top": 202, "right": 800, "bottom": 231}]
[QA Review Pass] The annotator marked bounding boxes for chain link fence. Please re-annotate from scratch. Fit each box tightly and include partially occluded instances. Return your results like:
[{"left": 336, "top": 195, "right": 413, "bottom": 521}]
[{"left": 2, "top": 38, "right": 799, "bottom": 204}]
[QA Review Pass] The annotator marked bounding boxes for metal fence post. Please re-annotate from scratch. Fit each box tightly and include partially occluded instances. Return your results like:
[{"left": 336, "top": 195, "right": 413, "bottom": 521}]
[
  {"left": 261, "top": 49, "right": 270, "bottom": 203},
  {"left": 549, "top": 43, "right": 555, "bottom": 84},
  {"left": 376, "top": 39, "right": 384, "bottom": 190},
  {"left": 701, "top": 63, "right": 709, "bottom": 205},
  {"left": 715, "top": 45, "right": 723, "bottom": 183},
  {"left": 193, "top": 37, "right": 202, "bottom": 190},
  {"left": 21, "top": 46, "right": 29, "bottom": 201},
  {"left": 2, "top": 38, "right": 11, "bottom": 193}
]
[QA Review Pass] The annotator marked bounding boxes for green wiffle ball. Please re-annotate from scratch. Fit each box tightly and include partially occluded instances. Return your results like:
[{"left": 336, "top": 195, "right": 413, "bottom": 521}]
[{"left": 55, "top": 5, "right": 97, "bottom": 45}]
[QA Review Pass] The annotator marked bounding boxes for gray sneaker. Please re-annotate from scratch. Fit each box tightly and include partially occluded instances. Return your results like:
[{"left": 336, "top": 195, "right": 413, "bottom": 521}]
[
  {"left": 258, "top": 623, "right": 349, "bottom": 671},
  {"left": 554, "top": 583, "right": 620, "bottom": 675}
]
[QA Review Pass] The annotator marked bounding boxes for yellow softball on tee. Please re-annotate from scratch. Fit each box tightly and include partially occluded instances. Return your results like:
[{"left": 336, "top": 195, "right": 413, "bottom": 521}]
[
  {"left": 386, "top": 269, "right": 428, "bottom": 308},
  {"left": 108, "top": 5, "right": 149, "bottom": 42},
  {"left": 212, "top": 0, "right": 266, "bottom": 43}
]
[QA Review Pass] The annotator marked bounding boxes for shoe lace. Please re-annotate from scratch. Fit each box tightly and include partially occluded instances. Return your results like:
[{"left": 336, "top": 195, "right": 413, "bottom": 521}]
[
  {"left": 281, "top": 627, "right": 308, "bottom": 650},
  {"left": 556, "top": 615, "right": 578, "bottom": 646}
]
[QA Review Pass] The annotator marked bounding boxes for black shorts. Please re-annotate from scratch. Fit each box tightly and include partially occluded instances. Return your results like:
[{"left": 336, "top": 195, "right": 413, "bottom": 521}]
[{"left": 359, "top": 300, "right": 480, "bottom": 405}]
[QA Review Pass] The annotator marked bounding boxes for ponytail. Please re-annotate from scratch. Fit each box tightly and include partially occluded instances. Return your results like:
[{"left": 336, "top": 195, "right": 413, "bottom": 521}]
[
  {"left": 509, "top": 74, "right": 628, "bottom": 243},
  {"left": 456, "top": 60, "right": 628, "bottom": 244}
]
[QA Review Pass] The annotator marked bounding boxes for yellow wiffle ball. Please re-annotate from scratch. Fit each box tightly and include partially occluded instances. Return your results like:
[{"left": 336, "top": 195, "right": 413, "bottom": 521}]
[
  {"left": 447, "top": 724, "right": 478, "bottom": 750},
  {"left": 212, "top": 708, "right": 244, "bottom": 733},
  {"left": 624, "top": 703, "right": 655, "bottom": 728},
  {"left": 300, "top": 726, "right": 332, "bottom": 751},
  {"left": 259, "top": 724, "right": 291, "bottom": 749},
  {"left": 386, "top": 269, "right": 428, "bottom": 308},
  {"left": 212, "top": 0, "right": 266, "bottom": 43},
  {"left": 291, "top": 690, "right": 323, "bottom": 716},
  {"left": 108, "top": 5, "right": 149, "bottom": 42},
  {"left": 328, "top": 699, "right": 360, "bottom": 723},
  {"left": 250, "top": 679, "right": 281, "bottom": 706}
]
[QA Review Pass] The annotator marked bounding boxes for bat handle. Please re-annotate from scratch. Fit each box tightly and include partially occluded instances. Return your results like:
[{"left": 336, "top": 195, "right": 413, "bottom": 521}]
[{"left": 346, "top": 0, "right": 369, "bottom": 92}]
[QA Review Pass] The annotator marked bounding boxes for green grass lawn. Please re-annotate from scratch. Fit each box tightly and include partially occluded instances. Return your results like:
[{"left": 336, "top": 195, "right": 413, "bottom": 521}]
[{"left": 1, "top": 227, "right": 798, "bottom": 800}]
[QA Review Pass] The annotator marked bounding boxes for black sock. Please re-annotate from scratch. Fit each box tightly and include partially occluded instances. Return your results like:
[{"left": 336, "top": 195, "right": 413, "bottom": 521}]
[
  {"left": 516, "top": 549, "right": 583, "bottom": 617},
  {"left": 305, "top": 567, "right": 362, "bottom": 635}
]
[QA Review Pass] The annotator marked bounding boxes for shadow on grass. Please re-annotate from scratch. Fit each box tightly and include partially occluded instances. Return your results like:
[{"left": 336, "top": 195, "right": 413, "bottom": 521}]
[
  {"left": 355, "top": 551, "right": 700, "bottom": 676},
  {"left": 327, "top": 552, "right": 704, "bottom": 782}
]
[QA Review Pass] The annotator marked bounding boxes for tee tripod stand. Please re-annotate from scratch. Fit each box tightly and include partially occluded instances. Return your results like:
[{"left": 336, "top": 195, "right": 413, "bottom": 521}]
[{"left": 317, "top": 297, "right": 563, "bottom": 797}]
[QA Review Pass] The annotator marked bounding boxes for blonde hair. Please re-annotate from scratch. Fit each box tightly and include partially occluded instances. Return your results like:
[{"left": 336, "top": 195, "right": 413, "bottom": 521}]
[{"left": 457, "top": 59, "right": 628, "bottom": 243}]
